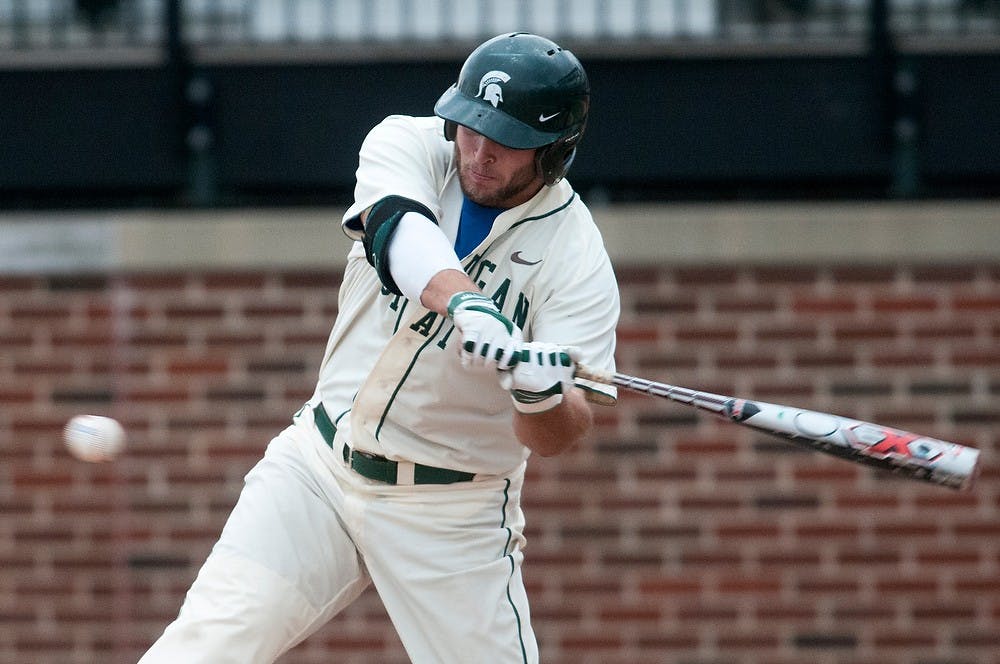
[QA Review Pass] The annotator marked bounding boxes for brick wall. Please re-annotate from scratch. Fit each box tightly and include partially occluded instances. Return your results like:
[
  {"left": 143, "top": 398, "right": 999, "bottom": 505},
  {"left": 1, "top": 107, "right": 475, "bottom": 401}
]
[{"left": 0, "top": 261, "right": 997, "bottom": 664}]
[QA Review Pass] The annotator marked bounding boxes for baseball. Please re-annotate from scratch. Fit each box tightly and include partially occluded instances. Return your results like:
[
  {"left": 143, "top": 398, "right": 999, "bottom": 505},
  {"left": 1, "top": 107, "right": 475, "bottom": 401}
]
[{"left": 63, "top": 414, "right": 125, "bottom": 462}]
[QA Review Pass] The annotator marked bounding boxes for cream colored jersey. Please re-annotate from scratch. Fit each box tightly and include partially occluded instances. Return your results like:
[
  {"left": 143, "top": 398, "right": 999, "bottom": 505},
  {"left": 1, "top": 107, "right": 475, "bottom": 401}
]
[{"left": 312, "top": 115, "right": 619, "bottom": 475}]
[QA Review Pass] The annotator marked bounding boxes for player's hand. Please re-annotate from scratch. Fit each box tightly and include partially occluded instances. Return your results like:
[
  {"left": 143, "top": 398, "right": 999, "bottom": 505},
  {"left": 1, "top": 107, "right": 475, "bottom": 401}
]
[
  {"left": 500, "top": 342, "right": 581, "bottom": 413},
  {"left": 448, "top": 291, "right": 522, "bottom": 369}
]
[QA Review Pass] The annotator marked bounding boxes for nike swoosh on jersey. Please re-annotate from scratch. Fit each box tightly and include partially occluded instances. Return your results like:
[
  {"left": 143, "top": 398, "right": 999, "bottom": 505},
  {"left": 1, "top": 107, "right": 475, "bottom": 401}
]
[
  {"left": 538, "top": 111, "right": 561, "bottom": 122},
  {"left": 511, "top": 251, "right": 542, "bottom": 266}
]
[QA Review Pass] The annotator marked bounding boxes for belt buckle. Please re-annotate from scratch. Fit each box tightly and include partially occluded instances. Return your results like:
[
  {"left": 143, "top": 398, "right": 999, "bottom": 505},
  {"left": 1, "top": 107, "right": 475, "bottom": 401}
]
[{"left": 342, "top": 443, "right": 357, "bottom": 469}]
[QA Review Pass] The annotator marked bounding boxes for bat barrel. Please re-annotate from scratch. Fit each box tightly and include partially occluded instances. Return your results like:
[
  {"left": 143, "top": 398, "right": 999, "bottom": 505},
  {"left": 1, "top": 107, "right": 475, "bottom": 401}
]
[
  {"left": 925, "top": 444, "right": 980, "bottom": 491},
  {"left": 728, "top": 399, "right": 981, "bottom": 491},
  {"left": 576, "top": 363, "right": 981, "bottom": 491}
]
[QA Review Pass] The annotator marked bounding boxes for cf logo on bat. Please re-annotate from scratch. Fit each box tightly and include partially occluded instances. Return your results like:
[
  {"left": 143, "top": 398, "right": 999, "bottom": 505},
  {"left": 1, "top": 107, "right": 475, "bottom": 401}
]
[{"left": 849, "top": 424, "right": 946, "bottom": 462}]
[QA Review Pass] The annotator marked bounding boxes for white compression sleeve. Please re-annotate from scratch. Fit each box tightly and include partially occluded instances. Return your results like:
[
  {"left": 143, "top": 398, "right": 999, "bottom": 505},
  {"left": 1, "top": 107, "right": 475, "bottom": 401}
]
[{"left": 387, "top": 211, "right": 464, "bottom": 303}]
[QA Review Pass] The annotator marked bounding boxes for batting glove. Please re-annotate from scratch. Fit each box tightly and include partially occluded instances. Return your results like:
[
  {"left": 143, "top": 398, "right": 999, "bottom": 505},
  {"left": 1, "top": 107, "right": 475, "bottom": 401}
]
[
  {"left": 500, "top": 342, "right": 581, "bottom": 414},
  {"left": 448, "top": 291, "right": 522, "bottom": 369}
]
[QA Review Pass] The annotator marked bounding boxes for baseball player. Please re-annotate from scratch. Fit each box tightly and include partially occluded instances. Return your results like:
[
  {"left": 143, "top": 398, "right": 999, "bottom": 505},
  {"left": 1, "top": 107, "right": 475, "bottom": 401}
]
[{"left": 139, "top": 32, "right": 619, "bottom": 663}]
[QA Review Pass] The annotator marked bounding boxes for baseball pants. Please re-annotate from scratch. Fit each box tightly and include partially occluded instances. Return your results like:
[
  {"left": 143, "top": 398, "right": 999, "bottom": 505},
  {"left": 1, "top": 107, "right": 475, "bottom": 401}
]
[{"left": 138, "top": 407, "right": 538, "bottom": 663}]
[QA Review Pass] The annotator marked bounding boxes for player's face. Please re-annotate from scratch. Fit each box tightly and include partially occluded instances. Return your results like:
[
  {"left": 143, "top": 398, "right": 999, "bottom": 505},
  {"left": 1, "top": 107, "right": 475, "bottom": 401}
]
[{"left": 454, "top": 125, "right": 545, "bottom": 209}]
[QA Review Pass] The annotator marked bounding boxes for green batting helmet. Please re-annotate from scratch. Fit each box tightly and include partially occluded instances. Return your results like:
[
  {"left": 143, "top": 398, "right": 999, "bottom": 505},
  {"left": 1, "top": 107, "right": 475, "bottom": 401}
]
[{"left": 434, "top": 32, "right": 590, "bottom": 185}]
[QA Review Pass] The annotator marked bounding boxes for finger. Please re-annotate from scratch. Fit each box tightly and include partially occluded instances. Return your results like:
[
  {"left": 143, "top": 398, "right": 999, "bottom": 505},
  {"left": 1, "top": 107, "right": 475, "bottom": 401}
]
[
  {"left": 498, "top": 371, "right": 513, "bottom": 391},
  {"left": 459, "top": 335, "right": 480, "bottom": 367},
  {"left": 496, "top": 339, "right": 521, "bottom": 370}
]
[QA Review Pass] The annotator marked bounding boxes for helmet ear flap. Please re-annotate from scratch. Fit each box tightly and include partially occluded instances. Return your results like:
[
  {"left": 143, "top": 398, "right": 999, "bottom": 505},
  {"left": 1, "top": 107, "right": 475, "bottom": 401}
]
[{"left": 536, "top": 127, "right": 583, "bottom": 186}]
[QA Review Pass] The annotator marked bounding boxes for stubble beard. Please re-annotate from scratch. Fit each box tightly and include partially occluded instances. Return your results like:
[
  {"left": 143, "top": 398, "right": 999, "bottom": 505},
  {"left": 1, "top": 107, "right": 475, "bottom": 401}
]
[{"left": 455, "top": 146, "right": 543, "bottom": 209}]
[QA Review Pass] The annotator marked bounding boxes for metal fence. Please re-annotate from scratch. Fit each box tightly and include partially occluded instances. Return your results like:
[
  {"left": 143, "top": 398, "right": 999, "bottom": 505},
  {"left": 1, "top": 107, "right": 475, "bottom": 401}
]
[{"left": 0, "top": 0, "right": 998, "bottom": 53}]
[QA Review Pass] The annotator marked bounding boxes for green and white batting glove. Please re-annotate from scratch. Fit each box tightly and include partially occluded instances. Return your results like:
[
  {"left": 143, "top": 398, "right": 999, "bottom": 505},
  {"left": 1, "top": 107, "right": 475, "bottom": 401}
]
[
  {"left": 448, "top": 291, "right": 522, "bottom": 369},
  {"left": 500, "top": 342, "right": 581, "bottom": 414}
]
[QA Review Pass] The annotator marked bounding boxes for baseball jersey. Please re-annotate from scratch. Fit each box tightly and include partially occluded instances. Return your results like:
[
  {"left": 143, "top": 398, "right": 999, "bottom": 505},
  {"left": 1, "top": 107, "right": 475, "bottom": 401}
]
[{"left": 311, "top": 114, "right": 619, "bottom": 475}]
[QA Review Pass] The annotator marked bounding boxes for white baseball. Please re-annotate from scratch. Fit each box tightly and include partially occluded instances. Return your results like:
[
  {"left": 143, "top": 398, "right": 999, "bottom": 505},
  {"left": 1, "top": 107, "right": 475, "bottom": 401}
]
[{"left": 64, "top": 415, "right": 125, "bottom": 462}]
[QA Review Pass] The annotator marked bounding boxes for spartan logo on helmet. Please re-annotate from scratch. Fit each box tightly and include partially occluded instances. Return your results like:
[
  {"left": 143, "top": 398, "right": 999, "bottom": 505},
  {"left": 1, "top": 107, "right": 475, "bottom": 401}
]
[{"left": 476, "top": 70, "right": 511, "bottom": 108}]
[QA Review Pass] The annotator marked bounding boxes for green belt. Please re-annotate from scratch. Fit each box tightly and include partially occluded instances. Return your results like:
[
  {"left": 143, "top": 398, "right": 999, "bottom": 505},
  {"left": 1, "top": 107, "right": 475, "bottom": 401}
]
[{"left": 312, "top": 402, "right": 475, "bottom": 486}]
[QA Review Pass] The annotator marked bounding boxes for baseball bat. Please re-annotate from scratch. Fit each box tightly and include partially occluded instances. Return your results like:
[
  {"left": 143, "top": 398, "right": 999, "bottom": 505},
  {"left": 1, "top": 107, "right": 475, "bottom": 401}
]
[{"left": 574, "top": 364, "right": 979, "bottom": 491}]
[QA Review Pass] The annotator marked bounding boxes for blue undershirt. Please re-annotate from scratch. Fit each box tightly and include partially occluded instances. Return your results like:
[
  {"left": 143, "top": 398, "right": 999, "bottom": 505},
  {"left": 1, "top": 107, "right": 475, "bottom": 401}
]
[{"left": 455, "top": 197, "right": 504, "bottom": 258}]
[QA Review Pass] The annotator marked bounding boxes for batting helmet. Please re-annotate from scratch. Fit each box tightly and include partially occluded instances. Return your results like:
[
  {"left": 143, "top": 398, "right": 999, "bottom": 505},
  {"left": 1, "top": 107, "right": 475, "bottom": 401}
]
[{"left": 434, "top": 32, "right": 590, "bottom": 185}]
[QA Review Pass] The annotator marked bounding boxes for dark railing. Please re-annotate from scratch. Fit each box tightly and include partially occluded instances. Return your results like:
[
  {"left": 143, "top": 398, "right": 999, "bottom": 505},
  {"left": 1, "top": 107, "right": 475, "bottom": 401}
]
[
  {"left": 1, "top": 1, "right": 997, "bottom": 207},
  {"left": 1, "top": 1, "right": 998, "bottom": 55}
]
